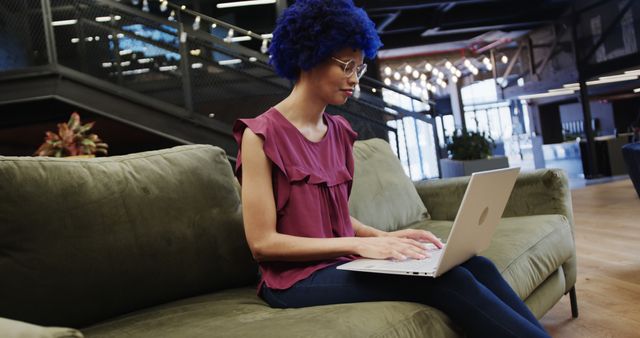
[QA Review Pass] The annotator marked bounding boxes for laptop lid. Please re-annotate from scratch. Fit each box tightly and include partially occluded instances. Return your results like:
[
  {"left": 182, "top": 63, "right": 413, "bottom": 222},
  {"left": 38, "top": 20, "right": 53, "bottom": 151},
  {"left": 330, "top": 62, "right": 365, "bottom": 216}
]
[{"left": 433, "top": 167, "right": 520, "bottom": 276}]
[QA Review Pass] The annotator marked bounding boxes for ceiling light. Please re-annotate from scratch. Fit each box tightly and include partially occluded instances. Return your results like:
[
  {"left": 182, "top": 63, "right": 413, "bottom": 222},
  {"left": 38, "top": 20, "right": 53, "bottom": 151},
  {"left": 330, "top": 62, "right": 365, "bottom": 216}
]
[
  {"left": 384, "top": 66, "right": 392, "bottom": 76},
  {"left": 412, "top": 70, "right": 420, "bottom": 79},
  {"left": 424, "top": 63, "right": 432, "bottom": 71},
  {"left": 402, "top": 76, "right": 409, "bottom": 83},
  {"left": 218, "top": 59, "right": 242, "bottom": 65},
  {"left": 501, "top": 55, "right": 509, "bottom": 64},
  {"left": 404, "top": 65, "right": 412, "bottom": 73},
  {"left": 122, "top": 68, "right": 150, "bottom": 76},
  {"left": 159, "top": 65, "right": 178, "bottom": 71},
  {"left": 586, "top": 75, "right": 637, "bottom": 85},
  {"left": 445, "top": 61, "right": 452, "bottom": 69},
  {"left": 217, "top": 0, "right": 276, "bottom": 9},
  {"left": 393, "top": 72, "right": 401, "bottom": 80},
  {"left": 160, "top": 0, "right": 168, "bottom": 12},
  {"left": 384, "top": 78, "right": 391, "bottom": 86},
  {"left": 229, "top": 36, "right": 251, "bottom": 42},
  {"left": 193, "top": 16, "right": 201, "bottom": 30},
  {"left": 518, "top": 89, "right": 576, "bottom": 100},
  {"left": 634, "top": 88, "right": 640, "bottom": 93},
  {"left": 51, "top": 19, "right": 77, "bottom": 26},
  {"left": 451, "top": 75, "right": 458, "bottom": 83}
]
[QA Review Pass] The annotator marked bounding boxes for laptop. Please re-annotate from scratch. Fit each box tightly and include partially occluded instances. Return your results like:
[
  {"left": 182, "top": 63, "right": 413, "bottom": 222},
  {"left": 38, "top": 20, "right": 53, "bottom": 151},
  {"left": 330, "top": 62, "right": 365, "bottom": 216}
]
[{"left": 338, "top": 167, "right": 520, "bottom": 278}]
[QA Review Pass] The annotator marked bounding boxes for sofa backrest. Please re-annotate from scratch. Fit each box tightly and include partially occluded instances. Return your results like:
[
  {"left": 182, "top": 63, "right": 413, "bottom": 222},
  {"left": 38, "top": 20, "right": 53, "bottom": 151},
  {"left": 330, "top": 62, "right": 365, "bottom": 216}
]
[{"left": 0, "top": 145, "right": 257, "bottom": 328}]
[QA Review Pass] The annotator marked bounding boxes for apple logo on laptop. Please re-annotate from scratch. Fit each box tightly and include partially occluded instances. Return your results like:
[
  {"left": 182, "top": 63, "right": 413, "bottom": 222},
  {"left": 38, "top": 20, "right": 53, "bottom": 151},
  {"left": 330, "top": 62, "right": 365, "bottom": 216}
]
[{"left": 478, "top": 206, "right": 489, "bottom": 226}]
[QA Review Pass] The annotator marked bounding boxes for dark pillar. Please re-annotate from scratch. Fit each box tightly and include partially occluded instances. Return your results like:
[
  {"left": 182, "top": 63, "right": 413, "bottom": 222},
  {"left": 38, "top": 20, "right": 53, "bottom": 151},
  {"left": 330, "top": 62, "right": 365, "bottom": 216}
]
[{"left": 571, "top": 6, "right": 599, "bottom": 178}]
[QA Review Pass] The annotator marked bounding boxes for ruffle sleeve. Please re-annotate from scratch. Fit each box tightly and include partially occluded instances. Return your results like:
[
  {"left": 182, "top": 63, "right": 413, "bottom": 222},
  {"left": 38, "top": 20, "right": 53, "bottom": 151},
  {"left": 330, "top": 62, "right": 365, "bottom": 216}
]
[
  {"left": 232, "top": 117, "right": 287, "bottom": 185},
  {"left": 329, "top": 114, "right": 358, "bottom": 197},
  {"left": 332, "top": 114, "right": 358, "bottom": 146}
]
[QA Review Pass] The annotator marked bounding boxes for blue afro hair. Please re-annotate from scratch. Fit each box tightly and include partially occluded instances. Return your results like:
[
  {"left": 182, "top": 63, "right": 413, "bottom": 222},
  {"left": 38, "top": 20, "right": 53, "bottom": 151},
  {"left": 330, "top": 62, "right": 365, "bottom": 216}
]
[{"left": 268, "top": 0, "right": 383, "bottom": 80}]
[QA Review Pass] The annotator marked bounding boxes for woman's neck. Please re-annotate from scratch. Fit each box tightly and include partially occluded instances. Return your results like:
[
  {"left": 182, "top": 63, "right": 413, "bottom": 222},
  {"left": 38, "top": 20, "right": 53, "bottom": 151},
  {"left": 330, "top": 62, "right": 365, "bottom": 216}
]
[{"left": 275, "top": 81, "right": 326, "bottom": 128}]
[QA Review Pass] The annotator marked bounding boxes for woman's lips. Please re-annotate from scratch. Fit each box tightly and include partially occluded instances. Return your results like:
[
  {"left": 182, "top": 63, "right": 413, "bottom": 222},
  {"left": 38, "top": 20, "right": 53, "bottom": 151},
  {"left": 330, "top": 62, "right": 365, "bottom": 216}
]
[{"left": 341, "top": 89, "right": 353, "bottom": 97}]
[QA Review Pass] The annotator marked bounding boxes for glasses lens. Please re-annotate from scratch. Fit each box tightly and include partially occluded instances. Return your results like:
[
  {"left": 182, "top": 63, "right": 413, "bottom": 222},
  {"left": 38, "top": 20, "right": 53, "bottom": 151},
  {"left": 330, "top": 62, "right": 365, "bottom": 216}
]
[{"left": 344, "top": 60, "right": 356, "bottom": 77}]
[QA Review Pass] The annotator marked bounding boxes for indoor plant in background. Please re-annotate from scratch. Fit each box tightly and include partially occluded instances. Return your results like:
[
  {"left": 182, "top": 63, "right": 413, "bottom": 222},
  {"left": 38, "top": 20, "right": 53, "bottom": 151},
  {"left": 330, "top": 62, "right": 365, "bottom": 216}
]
[
  {"left": 34, "top": 112, "right": 108, "bottom": 158},
  {"left": 439, "top": 129, "right": 509, "bottom": 178}
]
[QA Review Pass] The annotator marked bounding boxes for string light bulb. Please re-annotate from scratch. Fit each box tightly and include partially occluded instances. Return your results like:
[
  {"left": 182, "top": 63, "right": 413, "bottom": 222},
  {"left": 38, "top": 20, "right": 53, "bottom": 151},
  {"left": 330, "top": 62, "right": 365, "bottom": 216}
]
[
  {"left": 142, "top": 0, "right": 149, "bottom": 12},
  {"left": 160, "top": 0, "right": 168, "bottom": 12}
]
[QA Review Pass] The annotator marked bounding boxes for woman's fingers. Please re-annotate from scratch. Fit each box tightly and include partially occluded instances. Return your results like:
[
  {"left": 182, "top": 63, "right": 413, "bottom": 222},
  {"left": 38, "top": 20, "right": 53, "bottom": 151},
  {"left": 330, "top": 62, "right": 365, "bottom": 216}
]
[
  {"left": 403, "top": 230, "right": 444, "bottom": 249},
  {"left": 395, "top": 238, "right": 430, "bottom": 260}
]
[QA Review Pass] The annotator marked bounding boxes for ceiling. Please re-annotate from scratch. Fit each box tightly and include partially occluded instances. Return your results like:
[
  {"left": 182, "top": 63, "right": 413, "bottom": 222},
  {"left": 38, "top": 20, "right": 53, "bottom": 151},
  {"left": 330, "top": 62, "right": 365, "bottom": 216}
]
[{"left": 353, "top": 0, "right": 578, "bottom": 58}]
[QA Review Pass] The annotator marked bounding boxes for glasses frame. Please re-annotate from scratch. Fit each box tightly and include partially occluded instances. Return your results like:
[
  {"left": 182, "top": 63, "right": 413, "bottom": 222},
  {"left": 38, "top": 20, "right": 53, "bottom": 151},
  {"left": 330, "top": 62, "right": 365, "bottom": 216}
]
[{"left": 331, "top": 57, "right": 367, "bottom": 80}]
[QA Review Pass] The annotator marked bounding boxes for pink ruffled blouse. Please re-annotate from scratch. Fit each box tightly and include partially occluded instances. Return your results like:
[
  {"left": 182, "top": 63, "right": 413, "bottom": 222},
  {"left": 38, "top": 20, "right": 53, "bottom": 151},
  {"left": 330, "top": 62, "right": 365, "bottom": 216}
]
[{"left": 232, "top": 107, "right": 358, "bottom": 290}]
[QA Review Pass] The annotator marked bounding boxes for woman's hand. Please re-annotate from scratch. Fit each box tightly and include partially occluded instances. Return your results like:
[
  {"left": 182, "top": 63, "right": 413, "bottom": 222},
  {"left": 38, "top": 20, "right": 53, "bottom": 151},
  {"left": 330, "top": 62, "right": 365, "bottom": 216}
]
[
  {"left": 354, "top": 236, "right": 433, "bottom": 261},
  {"left": 387, "top": 229, "right": 444, "bottom": 249}
]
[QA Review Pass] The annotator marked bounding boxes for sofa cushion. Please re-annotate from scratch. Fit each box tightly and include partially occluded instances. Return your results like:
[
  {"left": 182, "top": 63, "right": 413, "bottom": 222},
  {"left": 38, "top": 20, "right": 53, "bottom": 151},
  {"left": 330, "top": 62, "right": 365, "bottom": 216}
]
[
  {"left": 0, "top": 145, "right": 257, "bottom": 328},
  {"left": 349, "top": 138, "right": 430, "bottom": 232},
  {"left": 406, "top": 214, "right": 574, "bottom": 300},
  {"left": 82, "top": 287, "right": 461, "bottom": 338}
]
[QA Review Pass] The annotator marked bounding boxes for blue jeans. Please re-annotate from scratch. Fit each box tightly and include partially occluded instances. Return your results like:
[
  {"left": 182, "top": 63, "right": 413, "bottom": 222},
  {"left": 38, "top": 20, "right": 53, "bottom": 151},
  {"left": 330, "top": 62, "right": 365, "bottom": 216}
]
[{"left": 261, "top": 256, "right": 549, "bottom": 338}]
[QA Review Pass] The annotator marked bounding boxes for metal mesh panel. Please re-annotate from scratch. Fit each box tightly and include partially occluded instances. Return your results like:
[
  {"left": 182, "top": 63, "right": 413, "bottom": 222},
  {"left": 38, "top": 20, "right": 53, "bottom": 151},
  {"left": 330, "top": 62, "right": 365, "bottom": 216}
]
[
  {"left": 0, "top": 0, "right": 48, "bottom": 70},
  {"left": 49, "top": 0, "right": 186, "bottom": 108},
  {"left": 578, "top": 0, "right": 640, "bottom": 65},
  {"left": 185, "top": 32, "right": 290, "bottom": 124}
]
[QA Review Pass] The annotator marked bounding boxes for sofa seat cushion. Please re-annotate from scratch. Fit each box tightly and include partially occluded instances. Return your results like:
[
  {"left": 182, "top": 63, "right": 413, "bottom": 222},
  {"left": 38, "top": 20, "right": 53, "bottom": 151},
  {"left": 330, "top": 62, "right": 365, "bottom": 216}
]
[
  {"left": 406, "top": 214, "right": 574, "bottom": 300},
  {"left": 83, "top": 287, "right": 461, "bottom": 338}
]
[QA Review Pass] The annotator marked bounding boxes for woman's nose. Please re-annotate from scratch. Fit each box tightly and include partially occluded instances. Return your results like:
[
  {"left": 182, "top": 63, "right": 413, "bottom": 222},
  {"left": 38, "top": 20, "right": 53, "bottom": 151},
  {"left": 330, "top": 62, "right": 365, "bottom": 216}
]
[{"left": 348, "top": 72, "right": 359, "bottom": 86}]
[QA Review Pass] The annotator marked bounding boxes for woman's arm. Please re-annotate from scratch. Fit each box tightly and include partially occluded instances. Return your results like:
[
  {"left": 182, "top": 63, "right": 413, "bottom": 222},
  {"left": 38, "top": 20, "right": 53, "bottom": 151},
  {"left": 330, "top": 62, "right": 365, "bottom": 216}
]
[
  {"left": 350, "top": 216, "right": 444, "bottom": 248},
  {"left": 240, "top": 128, "right": 434, "bottom": 262}
]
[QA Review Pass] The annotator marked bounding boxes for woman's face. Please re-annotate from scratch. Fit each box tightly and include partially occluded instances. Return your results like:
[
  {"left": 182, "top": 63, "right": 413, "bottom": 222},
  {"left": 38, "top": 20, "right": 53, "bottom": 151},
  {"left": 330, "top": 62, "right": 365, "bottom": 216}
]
[{"left": 301, "top": 48, "right": 365, "bottom": 106}]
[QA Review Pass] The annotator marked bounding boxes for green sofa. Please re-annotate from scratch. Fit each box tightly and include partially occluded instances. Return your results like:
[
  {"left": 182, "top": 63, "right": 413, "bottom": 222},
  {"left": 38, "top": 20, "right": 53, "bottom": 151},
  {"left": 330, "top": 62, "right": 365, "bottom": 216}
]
[{"left": 0, "top": 140, "right": 577, "bottom": 337}]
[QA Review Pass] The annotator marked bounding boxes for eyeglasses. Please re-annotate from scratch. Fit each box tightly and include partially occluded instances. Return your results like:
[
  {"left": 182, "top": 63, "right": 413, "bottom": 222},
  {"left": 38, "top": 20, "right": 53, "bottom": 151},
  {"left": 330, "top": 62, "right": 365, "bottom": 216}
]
[{"left": 331, "top": 57, "right": 367, "bottom": 80}]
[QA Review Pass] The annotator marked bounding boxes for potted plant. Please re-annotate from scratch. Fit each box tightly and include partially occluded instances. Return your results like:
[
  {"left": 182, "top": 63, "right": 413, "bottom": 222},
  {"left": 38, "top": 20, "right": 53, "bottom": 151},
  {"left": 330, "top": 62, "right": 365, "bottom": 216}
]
[
  {"left": 34, "top": 112, "right": 108, "bottom": 158},
  {"left": 439, "top": 129, "right": 509, "bottom": 178}
]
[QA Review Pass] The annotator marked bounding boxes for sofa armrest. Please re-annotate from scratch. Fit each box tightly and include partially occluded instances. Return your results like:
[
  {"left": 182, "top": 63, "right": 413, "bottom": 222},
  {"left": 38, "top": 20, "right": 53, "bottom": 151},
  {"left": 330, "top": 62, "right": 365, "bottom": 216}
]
[{"left": 414, "top": 168, "right": 574, "bottom": 227}]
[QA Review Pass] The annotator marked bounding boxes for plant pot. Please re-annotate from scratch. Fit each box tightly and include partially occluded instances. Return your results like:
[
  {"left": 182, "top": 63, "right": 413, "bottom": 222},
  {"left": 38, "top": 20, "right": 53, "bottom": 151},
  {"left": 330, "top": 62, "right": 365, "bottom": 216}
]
[{"left": 439, "top": 156, "right": 510, "bottom": 178}]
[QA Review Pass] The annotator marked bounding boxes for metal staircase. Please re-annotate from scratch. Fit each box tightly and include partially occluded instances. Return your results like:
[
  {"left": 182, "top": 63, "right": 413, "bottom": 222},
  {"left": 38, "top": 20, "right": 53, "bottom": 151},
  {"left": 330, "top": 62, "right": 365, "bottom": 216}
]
[{"left": 0, "top": 0, "right": 440, "bottom": 178}]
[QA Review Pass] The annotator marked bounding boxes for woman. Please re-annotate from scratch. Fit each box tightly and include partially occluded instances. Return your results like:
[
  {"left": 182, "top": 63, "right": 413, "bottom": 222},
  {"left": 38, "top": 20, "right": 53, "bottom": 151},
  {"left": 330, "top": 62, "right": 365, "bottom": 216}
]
[{"left": 233, "top": 1, "right": 550, "bottom": 337}]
